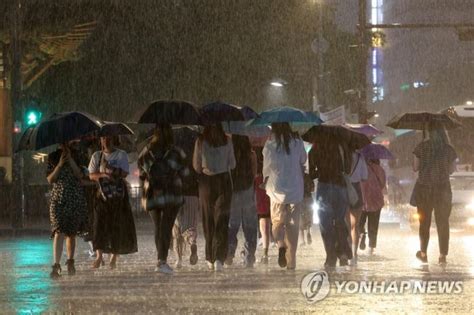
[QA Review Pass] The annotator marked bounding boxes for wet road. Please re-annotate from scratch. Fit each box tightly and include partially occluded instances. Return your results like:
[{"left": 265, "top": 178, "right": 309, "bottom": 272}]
[{"left": 0, "top": 224, "right": 473, "bottom": 314}]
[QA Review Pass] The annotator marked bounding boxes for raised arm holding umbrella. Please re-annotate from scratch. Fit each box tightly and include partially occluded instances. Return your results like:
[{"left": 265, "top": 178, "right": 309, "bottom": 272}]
[{"left": 16, "top": 111, "right": 105, "bottom": 279}]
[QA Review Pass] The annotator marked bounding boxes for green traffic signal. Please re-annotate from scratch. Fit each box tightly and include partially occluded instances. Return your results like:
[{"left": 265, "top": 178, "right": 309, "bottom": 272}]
[{"left": 25, "top": 110, "right": 42, "bottom": 126}]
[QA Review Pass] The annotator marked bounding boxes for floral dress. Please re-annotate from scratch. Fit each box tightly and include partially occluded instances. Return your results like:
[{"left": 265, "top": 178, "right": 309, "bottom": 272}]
[{"left": 47, "top": 149, "right": 88, "bottom": 237}]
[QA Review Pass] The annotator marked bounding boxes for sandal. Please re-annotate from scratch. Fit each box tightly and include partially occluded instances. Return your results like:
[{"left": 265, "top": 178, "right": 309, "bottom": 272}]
[
  {"left": 66, "top": 259, "right": 76, "bottom": 276},
  {"left": 50, "top": 263, "right": 61, "bottom": 279},
  {"left": 92, "top": 257, "right": 104, "bottom": 269}
]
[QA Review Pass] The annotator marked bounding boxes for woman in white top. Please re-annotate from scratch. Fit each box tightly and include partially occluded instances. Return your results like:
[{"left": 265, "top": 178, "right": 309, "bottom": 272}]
[
  {"left": 347, "top": 151, "right": 368, "bottom": 266},
  {"left": 88, "top": 136, "right": 137, "bottom": 269},
  {"left": 263, "top": 122, "right": 307, "bottom": 270},
  {"left": 193, "top": 124, "right": 236, "bottom": 271}
]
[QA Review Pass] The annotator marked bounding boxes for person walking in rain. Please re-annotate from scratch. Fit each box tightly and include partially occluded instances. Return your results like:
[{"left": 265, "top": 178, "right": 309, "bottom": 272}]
[
  {"left": 138, "top": 124, "right": 191, "bottom": 274},
  {"left": 309, "top": 136, "right": 352, "bottom": 268},
  {"left": 347, "top": 150, "right": 368, "bottom": 266},
  {"left": 254, "top": 147, "right": 271, "bottom": 264},
  {"left": 360, "top": 159, "right": 386, "bottom": 255},
  {"left": 299, "top": 173, "right": 315, "bottom": 246},
  {"left": 193, "top": 124, "right": 236, "bottom": 271},
  {"left": 263, "top": 122, "right": 307, "bottom": 270},
  {"left": 47, "top": 141, "right": 88, "bottom": 278},
  {"left": 412, "top": 127, "right": 457, "bottom": 265},
  {"left": 226, "top": 135, "right": 258, "bottom": 268},
  {"left": 89, "top": 136, "right": 137, "bottom": 269}
]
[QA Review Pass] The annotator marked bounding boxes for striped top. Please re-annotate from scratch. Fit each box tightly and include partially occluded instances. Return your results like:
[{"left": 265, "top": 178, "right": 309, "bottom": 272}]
[{"left": 413, "top": 141, "right": 457, "bottom": 185}]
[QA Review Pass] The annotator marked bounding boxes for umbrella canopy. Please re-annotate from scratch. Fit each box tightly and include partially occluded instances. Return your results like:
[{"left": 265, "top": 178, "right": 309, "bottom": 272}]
[
  {"left": 361, "top": 143, "right": 394, "bottom": 160},
  {"left": 135, "top": 100, "right": 202, "bottom": 125},
  {"left": 387, "top": 112, "right": 462, "bottom": 130},
  {"left": 248, "top": 106, "right": 323, "bottom": 126},
  {"left": 200, "top": 101, "right": 248, "bottom": 124},
  {"left": 16, "top": 111, "right": 104, "bottom": 151},
  {"left": 222, "top": 121, "right": 271, "bottom": 137},
  {"left": 345, "top": 123, "right": 383, "bottom": 139},
  {"left": 98, "top": 122, "right": 134, "bottom": 137},
  {"left": 302, "top": 125, "right": 371, "bottom": 151}
]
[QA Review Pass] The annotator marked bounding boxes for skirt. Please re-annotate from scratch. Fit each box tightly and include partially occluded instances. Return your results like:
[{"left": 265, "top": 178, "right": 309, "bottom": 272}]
[{"left": 93, "top": 188, "right": 138, "bottom": 255}]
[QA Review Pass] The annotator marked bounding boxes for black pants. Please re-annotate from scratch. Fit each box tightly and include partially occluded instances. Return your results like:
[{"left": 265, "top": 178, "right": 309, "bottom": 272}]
[
  {"left": 199, "top": 173, "right": 232, "bottom": 263},
  {"left": 416, "top": 183, "right": 452, "bottom": 256},
  {"left": 359, "top": 209, "right": 382, "bottom": 248},
  {"left": 149, "top": 207, "right": 180, "bottom": 263}
]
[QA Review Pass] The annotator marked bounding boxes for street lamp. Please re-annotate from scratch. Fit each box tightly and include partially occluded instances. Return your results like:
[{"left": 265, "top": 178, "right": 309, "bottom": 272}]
[
  {"left": 467, "top": 101, "right": 473, "bottom": 106},
  {"left": 270, "top": 81, "right": 284, "bottom": 87}
]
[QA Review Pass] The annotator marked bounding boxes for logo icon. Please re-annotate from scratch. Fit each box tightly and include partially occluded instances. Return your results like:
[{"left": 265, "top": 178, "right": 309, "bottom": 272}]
[{"left": 301, "top": 271, "right": 330, "bottom": 303}]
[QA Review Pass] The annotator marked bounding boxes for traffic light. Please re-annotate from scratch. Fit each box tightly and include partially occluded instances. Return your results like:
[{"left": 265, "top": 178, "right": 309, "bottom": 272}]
[{"left": 25, "top": 109, "right": 42, "bottom": 126}]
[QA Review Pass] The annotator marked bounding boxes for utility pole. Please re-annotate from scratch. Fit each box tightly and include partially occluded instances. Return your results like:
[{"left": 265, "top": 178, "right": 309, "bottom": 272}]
[
  {"left": 357, "top": 0, "right": 368, "bottom": 123},
  {"left": 10, "top": 0, "right": 24, "bottom": 229}
]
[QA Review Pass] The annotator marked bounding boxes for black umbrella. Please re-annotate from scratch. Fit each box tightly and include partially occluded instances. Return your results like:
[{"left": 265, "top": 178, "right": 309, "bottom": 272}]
[
  {"left": 98, "top": 122, "right": 134, "bottom": 137},
  {"left": 135, "top": 100, "right": 202, "bottom": 125},
  {"left": 200, "top": 101, "right": 248, "bottom": 124},
  {"left": 16, "top": 111, "right": 104, "bottom": 151},
  {"left": 302, "top": 125, "right": 371, "bottom": 150},
  {"left": 387, "top": 112, "right": 462, "bottom": 130}
]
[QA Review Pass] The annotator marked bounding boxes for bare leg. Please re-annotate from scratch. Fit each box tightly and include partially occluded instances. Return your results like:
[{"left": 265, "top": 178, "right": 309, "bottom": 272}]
[
  {"left": 299, "top": 229, "right": 306, "bottom": 245},
  {"left": 259, "top": 218, "right": 270, "bottom": 251},
  {"left": 53, "top": 233, "right": 65, "bottom": 265},
  {"left": 65, "top": 236, "right": 76, "bottom": 260},
  {"left": 347, "top": 209, "right": 362, "bottom": 259}
]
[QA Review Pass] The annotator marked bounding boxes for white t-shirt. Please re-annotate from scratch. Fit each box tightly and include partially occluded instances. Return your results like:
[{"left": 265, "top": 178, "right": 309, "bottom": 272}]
[
  {"left": 88, "top": 149, "right": 129, "bottom": 175},
  {"left": 350, "top": 151, "right": 368, "bottom": 183},
  {"left": 262, "top": 135, "right": 307, "bottom": 204}
]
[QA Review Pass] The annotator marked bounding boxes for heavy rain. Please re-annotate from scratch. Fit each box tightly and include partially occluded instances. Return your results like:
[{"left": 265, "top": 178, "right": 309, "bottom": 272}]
[{"left": 0, "top": 0, "right": 473, "bottom": 314}]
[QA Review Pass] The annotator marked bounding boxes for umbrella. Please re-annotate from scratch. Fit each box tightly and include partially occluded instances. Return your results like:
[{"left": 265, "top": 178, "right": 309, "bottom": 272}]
[
  {"left": 135, "top": 100, "right": 202, "bottom": 125},
  {"left": 98, "top": 122, "right": 134, "bottom": 137},
  {"left": 302, "top": 125, "right": 371, "bottom": 150},
  {"left": 248, "top": 106, "right": 323, "bottom": 126},
  {"left": 387, "top": 112, "right": 462, "bottom": 130},
  {"left": 16, "top": 111, "right": 104, "bottom": 151},
  {"left": 200, "top": 101, "right": 248, "bottom": 124},
  {"left": 361, "top": 143, "right": 394, "bottom": 160},
  {"left": 345, "top": 124, "right": 383, "bottom": 138}
]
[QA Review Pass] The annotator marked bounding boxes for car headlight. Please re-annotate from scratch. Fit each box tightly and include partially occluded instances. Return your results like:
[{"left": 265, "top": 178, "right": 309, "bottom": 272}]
[{"left": 465, "top": 203, "right": 474, "bottom": 211}]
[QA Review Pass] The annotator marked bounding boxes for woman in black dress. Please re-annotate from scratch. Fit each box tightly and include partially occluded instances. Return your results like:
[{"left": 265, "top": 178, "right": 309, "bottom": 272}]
[
  {"left": 88, "top": 136, "right": 137, "bottom": 269},
  {"left": 47, "top": 141, "right": 88, "bottom": 279}
]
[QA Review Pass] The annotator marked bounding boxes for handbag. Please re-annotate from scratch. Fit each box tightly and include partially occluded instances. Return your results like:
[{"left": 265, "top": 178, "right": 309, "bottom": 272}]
[
  {"left": 97, "top": 152, "right": 125, "bottom": 201},
  {"left": 339, "top": 145, "right": 359, "bottom": 207}
]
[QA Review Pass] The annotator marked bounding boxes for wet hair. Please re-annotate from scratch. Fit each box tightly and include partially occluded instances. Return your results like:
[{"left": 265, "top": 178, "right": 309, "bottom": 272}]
[
  {"left": 271, "top": 122, "right": 298, "bottom": 154},
  {"left": 202, "top": 123, "right": 227, "bottom": 147},
  {"left": 150, "top": 123, "right": 174, "bottom": 150}
]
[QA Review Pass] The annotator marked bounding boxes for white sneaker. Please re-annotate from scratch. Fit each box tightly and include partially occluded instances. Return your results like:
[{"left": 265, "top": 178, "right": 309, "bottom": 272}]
[
  {"left": 214, "top": 260, "right": 223, "bottom": 272},
  {"left": 207, "top": 261, "right": 215, "bottom": 271},
  {"left": 175, "top": 259, "right": 183, "bottom": 269},
  {"left": 155, "top": 263, "right": 174, "bottom": 275}
]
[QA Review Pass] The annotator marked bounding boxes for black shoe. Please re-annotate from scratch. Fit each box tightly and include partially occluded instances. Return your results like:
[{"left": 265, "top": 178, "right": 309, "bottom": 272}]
[
  {"left": 324, "top": 258, "right": 336, "bottom": 269},
  {"left": 50, "top": 263, "right": 61, "bottom": 279},
  {"left": 306, "top": 232, "right": 312, "bottom": 245},
  {"left": 66, "top": 259, "right": 76, "bottom": 276},
  {"left": 359, "top": 233, "right": 366, "bottom": 250},
  {"left": 439, "top": 256, "right": 447, "bottom": 265},
  {"left": 339, "top": 256, "right": 349, "bottom": 267},
  {"left": 416, "top": 251, "right": 428, "bottom": 263},
  {"left": 278, "top": 247, "right": 287, "bottom": 268},
  {"left": 190, "top": 244, "right": 198, "bottom": 265}
]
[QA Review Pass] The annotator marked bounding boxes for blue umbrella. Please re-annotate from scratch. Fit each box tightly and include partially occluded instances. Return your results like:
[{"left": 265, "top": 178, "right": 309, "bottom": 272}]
[{"left": 248, "top": 106, "right": 323, "bottom": 126}]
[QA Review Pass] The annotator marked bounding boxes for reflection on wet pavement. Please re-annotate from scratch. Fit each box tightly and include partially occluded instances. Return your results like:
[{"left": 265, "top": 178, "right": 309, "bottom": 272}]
[{"left": 0, "top": 226, "right": 473, "bottom": 313}]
